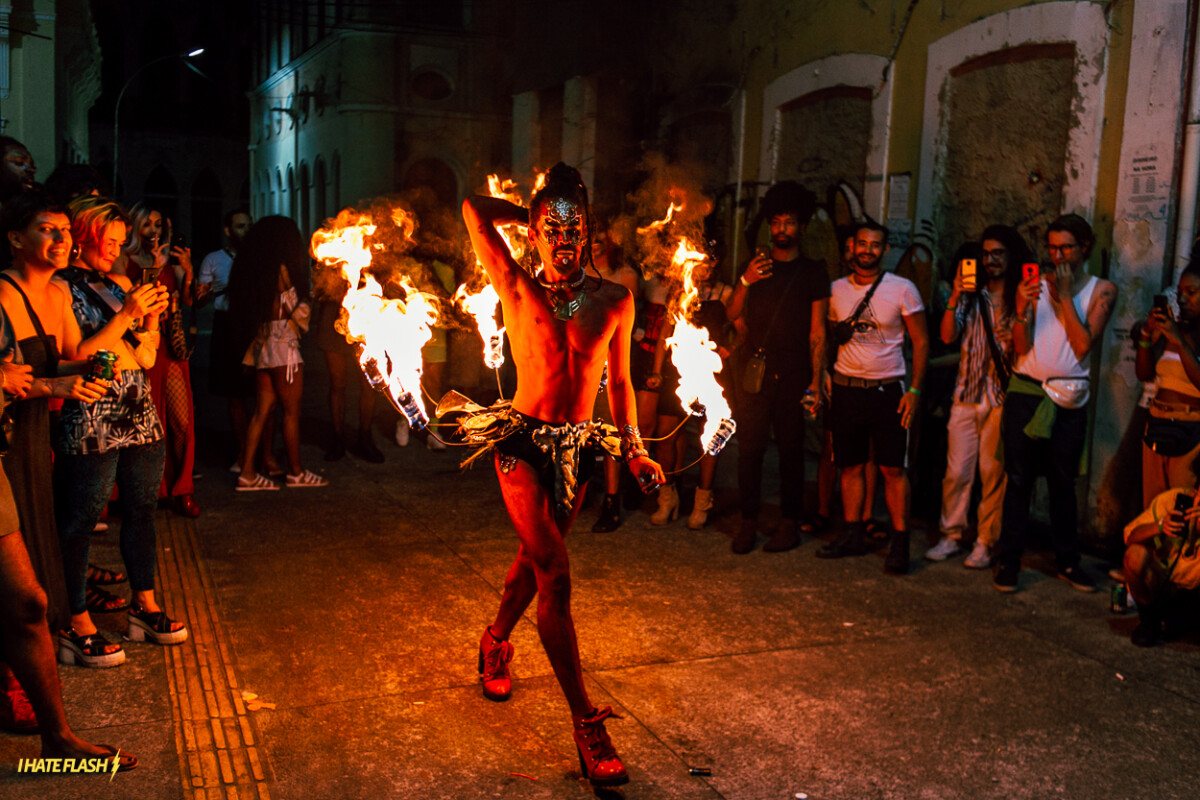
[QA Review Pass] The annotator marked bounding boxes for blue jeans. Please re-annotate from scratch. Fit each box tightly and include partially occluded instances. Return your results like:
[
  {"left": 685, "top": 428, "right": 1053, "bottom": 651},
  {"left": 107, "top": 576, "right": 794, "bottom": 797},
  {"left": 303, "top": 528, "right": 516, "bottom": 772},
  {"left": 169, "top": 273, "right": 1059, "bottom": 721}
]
[
  {"left": 995, "top": 392, "right": 1087, "bottom": 571},
  {"left": 54, "top": 440, "right": 165, "bottom": 616}
]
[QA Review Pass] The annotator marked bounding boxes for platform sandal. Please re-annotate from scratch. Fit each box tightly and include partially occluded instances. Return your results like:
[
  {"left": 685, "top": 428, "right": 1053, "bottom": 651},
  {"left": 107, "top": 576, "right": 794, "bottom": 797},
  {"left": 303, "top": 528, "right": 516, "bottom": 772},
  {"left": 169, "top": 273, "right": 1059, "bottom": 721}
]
[
  {"left": 126, "top": 606, "right": 189, "bottom": 645},
  {"left": 85, "top": 585, "right": 130, "bottom": 613},
  {"left": 572, "top": 706, "right": 629, "bottom": 787},
  {"left": 87, "top": 564, "right": 125, "bottom": 585},
  {"left": 285, "top": 469, "right": 328, "bottom": 488},
  {"left": 59, "top": 628, "right": 126, "bottom": 668}
]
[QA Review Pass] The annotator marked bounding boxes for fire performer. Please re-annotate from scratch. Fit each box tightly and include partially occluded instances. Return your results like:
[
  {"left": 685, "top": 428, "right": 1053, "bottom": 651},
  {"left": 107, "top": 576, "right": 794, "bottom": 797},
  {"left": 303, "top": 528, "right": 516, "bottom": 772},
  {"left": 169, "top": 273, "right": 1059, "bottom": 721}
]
[{"left": 461, "top": 163, "right": 664, "bottom": 787}]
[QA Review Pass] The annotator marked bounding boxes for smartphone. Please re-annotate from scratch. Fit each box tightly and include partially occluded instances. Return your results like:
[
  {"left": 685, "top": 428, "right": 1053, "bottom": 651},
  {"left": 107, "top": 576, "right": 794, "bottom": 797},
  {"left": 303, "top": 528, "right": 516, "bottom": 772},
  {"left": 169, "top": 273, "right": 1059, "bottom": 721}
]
[
  {"left": 961, "top": 258, "right": 976, "bottom": 292},
  {"left": 1022, "top": 263, "right": 1039, "bottom": 283},
  {"left": 1153, "top": 294, "right": 1169, "bottom": 314},
  {"left": 1174, "top": 492, "right": 1193, "bottom": 516}
]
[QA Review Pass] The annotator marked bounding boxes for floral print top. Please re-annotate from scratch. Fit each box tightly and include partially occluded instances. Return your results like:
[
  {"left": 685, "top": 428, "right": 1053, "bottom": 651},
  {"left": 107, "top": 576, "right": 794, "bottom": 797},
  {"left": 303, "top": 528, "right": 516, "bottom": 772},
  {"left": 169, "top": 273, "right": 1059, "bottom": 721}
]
[{"left": 55, "top": 267, "right": 163, "bottom": 455}]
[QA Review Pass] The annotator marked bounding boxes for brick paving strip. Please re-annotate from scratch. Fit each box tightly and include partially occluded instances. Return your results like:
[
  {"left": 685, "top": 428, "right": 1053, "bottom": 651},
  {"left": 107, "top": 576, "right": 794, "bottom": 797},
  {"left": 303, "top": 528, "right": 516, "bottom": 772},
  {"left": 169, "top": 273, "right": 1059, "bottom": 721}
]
[{"left": 156, "top": 510, "right": 274, "bottom": 800}]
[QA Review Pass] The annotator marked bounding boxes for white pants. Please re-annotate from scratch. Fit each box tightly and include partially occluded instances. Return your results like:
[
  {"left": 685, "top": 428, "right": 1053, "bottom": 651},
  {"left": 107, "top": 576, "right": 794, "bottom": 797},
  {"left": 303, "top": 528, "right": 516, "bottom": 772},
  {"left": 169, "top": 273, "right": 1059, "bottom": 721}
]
[{"left": 940, "top": 400, "right": 1005, "bottom": 546}]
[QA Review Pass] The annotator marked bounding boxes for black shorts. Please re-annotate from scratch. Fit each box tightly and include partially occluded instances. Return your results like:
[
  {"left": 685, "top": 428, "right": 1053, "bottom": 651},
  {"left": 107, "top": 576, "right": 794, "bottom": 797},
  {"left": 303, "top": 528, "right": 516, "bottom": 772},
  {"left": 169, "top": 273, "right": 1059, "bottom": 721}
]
[
  {"left": 828, "top": 379, "right": 909, "bottom": 468},
  {"left": 631, "top": 345, "right": 658, "bottom": 392}
]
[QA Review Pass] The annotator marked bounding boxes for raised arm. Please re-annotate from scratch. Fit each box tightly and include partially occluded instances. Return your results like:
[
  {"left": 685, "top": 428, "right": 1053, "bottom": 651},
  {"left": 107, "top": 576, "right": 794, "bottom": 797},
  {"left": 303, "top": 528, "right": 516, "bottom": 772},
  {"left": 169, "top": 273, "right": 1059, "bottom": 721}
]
[
  {"left": 1052, "top": 269, "right": 1117, "bottom": 360},
  {"left": 462, "top": 196, "right": 530, "bottom": 301}
]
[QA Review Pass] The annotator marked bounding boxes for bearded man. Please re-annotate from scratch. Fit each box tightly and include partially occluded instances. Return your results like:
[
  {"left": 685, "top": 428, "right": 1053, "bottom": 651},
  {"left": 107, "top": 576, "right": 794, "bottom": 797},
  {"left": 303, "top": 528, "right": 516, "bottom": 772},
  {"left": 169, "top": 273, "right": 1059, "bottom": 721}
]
[
  {"left": 816, "top": 219, "right": 928, "bottom": 574},
  {"left": 461, "top": 163, "right": 663, "bottom": 787},
  {"left": 726, "top": 181, "right": 830, "bottom": 554}
]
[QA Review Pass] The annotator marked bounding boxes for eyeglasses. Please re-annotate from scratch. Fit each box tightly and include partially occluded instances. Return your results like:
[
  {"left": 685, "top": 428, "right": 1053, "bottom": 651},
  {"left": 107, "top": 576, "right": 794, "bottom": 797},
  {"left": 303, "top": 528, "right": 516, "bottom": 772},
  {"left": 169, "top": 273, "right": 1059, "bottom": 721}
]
[
  {"left": 1047, "top": 244, "right": 1078, "bottom": 254},
  {"left": 982, "top": 248, "right": 1007, "bottom": 260}
]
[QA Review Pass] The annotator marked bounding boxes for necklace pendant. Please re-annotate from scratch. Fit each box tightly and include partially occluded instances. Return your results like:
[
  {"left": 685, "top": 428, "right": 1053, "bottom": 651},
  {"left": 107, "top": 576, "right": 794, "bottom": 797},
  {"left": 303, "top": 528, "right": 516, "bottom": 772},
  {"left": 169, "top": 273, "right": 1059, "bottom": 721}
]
[{"left": 553, "top": 294, "right": 584, "bottom": 321}]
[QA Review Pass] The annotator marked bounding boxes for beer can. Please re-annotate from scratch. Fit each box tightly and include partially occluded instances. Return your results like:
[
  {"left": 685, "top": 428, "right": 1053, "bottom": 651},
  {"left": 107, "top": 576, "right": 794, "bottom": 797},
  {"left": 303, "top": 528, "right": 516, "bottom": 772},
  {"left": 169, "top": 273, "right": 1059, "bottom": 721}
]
[
  {"left": 1110, "top": 583, "right": 1129, "bottom": 614},
  {"left": 88, "top": 350, "right": 118, "bottom": 382}
]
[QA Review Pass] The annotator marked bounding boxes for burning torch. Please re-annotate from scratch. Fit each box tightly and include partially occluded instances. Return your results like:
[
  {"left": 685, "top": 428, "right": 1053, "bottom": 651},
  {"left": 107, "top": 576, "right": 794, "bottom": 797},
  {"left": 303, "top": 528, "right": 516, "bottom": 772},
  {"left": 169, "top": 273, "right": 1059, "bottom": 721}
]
[{"left": 360, "top": 352, "right": 428, "bottom": 431}]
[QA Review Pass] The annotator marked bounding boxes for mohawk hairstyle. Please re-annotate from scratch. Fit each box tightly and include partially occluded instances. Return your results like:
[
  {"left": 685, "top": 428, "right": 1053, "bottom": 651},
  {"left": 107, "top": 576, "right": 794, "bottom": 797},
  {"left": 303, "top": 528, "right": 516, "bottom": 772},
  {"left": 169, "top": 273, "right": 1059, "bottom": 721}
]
[{"left": 529, "top": 162, "right": 596, "bottom": 276}]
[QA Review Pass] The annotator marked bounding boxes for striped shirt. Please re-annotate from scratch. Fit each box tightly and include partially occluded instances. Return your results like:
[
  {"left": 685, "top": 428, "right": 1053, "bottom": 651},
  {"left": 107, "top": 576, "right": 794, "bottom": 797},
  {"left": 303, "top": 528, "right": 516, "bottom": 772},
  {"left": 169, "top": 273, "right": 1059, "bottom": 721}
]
[{"left": 953, "top": 289, "right": 1012, "bottom": 407}]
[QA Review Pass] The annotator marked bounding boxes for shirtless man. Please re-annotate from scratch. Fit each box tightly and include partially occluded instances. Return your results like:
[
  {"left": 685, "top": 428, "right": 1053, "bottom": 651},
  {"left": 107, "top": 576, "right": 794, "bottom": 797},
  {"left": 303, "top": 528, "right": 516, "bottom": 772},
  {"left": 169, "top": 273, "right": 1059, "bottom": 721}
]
[{"left": 462, "top": 163, "right": 664, "bottom": 787}]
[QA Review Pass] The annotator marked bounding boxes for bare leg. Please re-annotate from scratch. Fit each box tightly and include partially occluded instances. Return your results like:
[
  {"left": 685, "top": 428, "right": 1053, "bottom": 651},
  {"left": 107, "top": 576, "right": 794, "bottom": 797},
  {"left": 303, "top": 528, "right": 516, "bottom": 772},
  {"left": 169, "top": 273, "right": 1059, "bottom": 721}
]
[
  {"left": 880, "top": 465, "right": 910, "bottom": 531},
  {"left": 603, "top": 456, "right": 621, "bottom": 494},
  {"left": 356, "top": 367, "right": 377, "bottom": 437},
  {"left": 325, "top": 350, "right": 347, "bottom": 440},
  {"left": 271, "top": 366, "right": 305, "bottom": 476},
  {"left": 0, "top": 532, "right": 124, "bottom": 758},
  {"left": 698, "top": 452, "right": 718, "bottom": 491},
  {"left": 493, "top": 457, "right": 592, "bottom": 716},
  {"left": 840, "top": 463, "right": 866, "bottom": 523},
  {"left": 240, "top": 370, "right": 278, "bottom": 480}
]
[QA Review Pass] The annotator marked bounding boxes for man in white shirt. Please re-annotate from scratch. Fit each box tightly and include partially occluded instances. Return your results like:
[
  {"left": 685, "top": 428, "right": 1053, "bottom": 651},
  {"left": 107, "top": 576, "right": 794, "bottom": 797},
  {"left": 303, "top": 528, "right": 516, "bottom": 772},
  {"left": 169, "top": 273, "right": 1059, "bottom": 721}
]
[{"left": 817, "top": 220, "right": 928, "bottom": 573}]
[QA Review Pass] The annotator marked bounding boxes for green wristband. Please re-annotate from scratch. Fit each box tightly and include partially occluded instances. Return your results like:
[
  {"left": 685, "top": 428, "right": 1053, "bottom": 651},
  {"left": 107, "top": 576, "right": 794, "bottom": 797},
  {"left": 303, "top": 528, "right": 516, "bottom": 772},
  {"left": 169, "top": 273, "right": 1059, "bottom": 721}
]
[{"left": 908, "top": 387, "right": 921, "bottom": 396}]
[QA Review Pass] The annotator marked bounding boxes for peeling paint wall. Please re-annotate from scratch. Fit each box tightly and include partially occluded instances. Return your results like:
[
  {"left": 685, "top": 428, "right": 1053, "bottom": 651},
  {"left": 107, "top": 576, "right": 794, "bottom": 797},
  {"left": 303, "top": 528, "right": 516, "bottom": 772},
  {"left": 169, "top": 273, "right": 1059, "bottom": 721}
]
[
  {"left": 777, "top": 87, "right": 872, "bottom": 202},
  {"left": 937, "top": 46, "right": 1074, "bottom": 263}
]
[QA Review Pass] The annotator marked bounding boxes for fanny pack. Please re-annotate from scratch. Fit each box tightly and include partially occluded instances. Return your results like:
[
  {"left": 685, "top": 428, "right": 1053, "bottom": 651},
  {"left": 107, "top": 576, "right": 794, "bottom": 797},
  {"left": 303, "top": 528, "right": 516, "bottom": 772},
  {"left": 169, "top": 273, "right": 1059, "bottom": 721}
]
[
  {"left": 1144, "top": 416, "right": 1200, "bottom": 457},
  {"left": 1043, "top": 377, "right": 1090, "bottom": 409}
]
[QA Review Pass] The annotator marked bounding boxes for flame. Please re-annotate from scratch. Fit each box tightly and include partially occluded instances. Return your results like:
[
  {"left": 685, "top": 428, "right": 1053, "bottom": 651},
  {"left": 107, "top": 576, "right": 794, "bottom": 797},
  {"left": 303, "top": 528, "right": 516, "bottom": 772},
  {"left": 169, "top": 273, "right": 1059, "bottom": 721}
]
[
  {"left": 455, "top": 283, "right": 505, "bottom": 369},
  {"left": 453, "top": 172, "right": 544, "bottom": 371},
  {"left": 311, "top": 209, "right": 438, "bottom": 426},
  {"left": 663, "top": 237, "right": 734, "bottom": 447},
  {"left": 637, "top": 198, "right": 684, "bottom": 234}
]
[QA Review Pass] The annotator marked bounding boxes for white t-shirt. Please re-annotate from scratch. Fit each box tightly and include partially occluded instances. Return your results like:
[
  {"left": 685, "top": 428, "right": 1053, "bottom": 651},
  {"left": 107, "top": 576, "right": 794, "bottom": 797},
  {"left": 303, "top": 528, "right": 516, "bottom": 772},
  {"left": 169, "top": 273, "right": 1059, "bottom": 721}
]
[
  {"left": 829, "top": 272, "right": 924, "bottom": 380},
  {"left": 198, "top": 249, "right": 234, "bottom": 312}
]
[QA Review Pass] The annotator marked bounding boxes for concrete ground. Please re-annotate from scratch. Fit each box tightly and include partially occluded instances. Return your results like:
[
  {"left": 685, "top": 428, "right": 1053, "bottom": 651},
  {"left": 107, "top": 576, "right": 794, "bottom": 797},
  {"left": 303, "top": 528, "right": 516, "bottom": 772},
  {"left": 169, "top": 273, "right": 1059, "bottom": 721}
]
[{"left": 1, "top": 333, "right": 1197, "bottom": 800}]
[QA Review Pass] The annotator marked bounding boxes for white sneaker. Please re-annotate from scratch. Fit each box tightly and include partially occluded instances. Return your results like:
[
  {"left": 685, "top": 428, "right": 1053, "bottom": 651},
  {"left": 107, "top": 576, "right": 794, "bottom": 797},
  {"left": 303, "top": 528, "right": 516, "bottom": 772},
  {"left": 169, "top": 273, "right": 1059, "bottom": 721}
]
[
  {"left": 924, "top": 536, "right": 962, "bottom": 562},
  {"left": 964, "top": 539, "right": 992, "bottom": 569},
  {"left": 395, "top": 419, "right": 410, "bottom": 447}
]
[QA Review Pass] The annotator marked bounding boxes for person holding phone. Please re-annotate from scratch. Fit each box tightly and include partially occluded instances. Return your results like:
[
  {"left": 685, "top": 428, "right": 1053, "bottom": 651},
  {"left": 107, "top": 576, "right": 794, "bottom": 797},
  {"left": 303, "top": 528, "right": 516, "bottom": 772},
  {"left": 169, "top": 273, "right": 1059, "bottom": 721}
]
[
  {"left": 927, "top": 226, "right": 1028, "bottom": 569},
  {"left": 1121, "top": 487, "right": 1200, "bottom": 646},
  {"left": 994, "top": 214, "right": 1117, "bottom": 593},
  {"left": 725, "top": 181, "right": 830, "bottom": 554},
  {"left": 1134, "top": 263, "right": 1200, "bottom": 506}
]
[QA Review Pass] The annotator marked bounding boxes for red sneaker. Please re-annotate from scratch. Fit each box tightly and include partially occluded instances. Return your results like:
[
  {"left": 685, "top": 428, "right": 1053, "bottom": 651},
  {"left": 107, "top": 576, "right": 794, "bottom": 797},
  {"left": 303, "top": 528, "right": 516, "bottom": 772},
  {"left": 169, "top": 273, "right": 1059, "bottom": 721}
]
[
  {"left": 0, "top": 684, "right": 39, "bottom": 734},
  {"left": 477, "top": 627, "right": 513, "bottom": 701},
  {"left": 572, "top": 706, "right": 628, "bottom": 787}
]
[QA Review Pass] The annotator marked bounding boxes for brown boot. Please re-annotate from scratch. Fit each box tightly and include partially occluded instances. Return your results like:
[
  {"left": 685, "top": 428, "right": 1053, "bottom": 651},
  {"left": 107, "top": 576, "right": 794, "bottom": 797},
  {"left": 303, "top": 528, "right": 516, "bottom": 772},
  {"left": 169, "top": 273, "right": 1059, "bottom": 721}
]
[
  {"left": 650, "top": 483, "right": 679, "bottom": 525},
  {"left": 687, "top": 488, "right": 714, "bottom": 530},
  {"left": 762, "top": 518, "right": 800, "bottom": 552},
  {"left": 732, "top": 518, "right": 757, "bottom": 554}
]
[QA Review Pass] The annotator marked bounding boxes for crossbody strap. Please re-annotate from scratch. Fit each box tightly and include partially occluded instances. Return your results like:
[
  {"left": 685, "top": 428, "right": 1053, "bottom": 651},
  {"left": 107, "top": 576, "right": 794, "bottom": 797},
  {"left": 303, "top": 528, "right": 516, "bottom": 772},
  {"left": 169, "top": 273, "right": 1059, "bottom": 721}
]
[
  {"left": 843, "top": 270, "right": 886, "bottom": 327},
  {"left": 977, "top": 293, "right": 1011, "bottom": 385},
  {"left": 59, "top": 269, "right": 143, "bottom": 350}
]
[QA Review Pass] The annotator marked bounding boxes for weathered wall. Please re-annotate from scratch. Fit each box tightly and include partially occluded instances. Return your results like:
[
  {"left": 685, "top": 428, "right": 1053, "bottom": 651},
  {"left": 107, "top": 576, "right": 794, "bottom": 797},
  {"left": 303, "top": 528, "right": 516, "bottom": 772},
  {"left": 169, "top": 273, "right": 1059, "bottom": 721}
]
[
  {"left": 937, "top": 45, "right": 1075, "bottom": 265},
  {"left": 777, "top": 86, "right": 872, "bottom": 205}
]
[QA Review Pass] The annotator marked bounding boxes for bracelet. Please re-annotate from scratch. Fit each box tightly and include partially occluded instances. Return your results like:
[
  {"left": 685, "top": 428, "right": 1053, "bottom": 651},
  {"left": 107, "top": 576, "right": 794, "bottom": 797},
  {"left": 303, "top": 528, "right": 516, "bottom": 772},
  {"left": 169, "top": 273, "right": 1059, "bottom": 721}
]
[
  {"left": 1158, "top": 516, "right": 1165, "bottom": 535},
  {"left": 946, "top": 304, "right": 957, "bottom": 311},
  {"left": 1016, "top": 315, "right": 1028, "bottom": 324},
  {"left": 620, "top": 424, "right": 648, "bottom": 463},
  {"left": 907, "top": 387, "right": 921, "bottom": 396},
  {"left": 740, "top": 274, "right": 752, "bottom": 288},
  {"left": 1137, "top": 338, "right": 1153, "bottom": 349}
]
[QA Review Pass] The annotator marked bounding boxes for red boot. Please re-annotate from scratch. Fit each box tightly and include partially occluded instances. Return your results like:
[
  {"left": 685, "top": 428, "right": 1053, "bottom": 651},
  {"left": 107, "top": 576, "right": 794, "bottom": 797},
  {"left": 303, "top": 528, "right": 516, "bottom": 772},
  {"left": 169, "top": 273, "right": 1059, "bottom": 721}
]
[
  {"left": 572, "top": 706, "right": 628, "bottom": 787},
  {"left": 477, "top": 627, "right": 513, "bottom": 701}
]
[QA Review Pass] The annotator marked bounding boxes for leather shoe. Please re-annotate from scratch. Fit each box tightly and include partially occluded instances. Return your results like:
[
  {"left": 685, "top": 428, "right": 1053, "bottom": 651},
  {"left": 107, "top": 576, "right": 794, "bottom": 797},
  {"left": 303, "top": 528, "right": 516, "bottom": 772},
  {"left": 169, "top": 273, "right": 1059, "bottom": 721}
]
[
  {"left": 573, "top": 707, "right": 628, "bottom": 787},
  {"left": 174, "top": 494, "right": 200, "bottom": 518},
  {"left": 478, "top": 627, "right": 514, "bottom": 701},
  {"left": 762, "top": 518, "right": 800, "bottom": 552},
  {"left": 731, "top": 518, "right": 757, "bottom": 554},
  {"left": 816, "top": 525, "right": 866, "bottom": 559}
]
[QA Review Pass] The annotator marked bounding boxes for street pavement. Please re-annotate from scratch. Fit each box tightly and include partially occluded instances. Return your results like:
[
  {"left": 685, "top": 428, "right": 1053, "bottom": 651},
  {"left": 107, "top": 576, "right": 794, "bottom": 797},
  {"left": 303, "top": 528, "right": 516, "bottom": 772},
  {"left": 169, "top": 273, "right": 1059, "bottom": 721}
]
[{"left": 1, "top": 343, "right": 1198, "bottom": 800}]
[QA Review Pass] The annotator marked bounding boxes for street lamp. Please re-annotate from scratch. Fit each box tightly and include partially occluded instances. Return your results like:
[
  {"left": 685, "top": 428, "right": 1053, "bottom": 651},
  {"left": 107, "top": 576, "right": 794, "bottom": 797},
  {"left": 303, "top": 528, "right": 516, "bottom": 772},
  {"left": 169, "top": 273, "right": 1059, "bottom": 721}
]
[{"left": 112, "top": 48, "right": 206, "bottom": 195}]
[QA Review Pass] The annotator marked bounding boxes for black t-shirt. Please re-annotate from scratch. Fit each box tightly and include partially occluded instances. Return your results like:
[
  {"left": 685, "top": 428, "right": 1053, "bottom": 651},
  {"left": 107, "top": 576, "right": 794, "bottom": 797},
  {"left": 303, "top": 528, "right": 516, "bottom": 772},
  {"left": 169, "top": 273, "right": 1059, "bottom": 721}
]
[{"left": 740, "top": 256, "right": 831, "bottom": 383}]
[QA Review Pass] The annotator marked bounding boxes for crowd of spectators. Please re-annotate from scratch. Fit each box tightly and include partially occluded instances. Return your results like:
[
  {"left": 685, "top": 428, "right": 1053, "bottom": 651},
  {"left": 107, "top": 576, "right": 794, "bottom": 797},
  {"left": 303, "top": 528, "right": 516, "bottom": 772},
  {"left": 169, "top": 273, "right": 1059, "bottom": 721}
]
[{"left": 0, "top": 133, "right": 1193, "bottom": 767}]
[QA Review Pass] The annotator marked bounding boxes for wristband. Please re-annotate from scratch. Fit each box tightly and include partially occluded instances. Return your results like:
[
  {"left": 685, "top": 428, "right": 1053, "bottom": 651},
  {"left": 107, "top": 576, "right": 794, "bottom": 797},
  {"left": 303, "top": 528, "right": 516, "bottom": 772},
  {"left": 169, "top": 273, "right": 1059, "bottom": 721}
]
[
  {"left": 907, "top": 387, "right": 921, "bottom": 396},
  {"left": 740, "top": 274, "right": 752, "bottom": 288},
  {"left": 946, "top": 304, "right": 957, "bottom": 311},
  {"left": 1158, "top": 516, "right": 1165, "bottom": 536},
  {"left": 1016, "top": 315, "right": 1028, "bottom": 324},
  {"left": 1137, "top": 338, "right": 1153, "bottom": 349}
]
